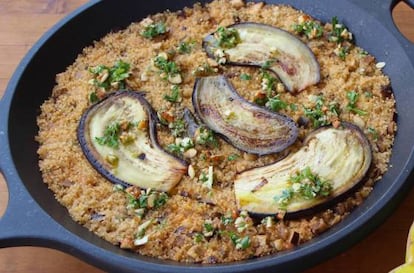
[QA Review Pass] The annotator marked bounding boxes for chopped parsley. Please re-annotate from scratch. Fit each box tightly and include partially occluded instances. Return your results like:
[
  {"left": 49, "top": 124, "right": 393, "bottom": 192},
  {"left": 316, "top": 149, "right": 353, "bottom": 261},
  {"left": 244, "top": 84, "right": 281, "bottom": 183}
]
[
  {"left": 195, "top": 127, "right": 219, "bottom": 147},
  {"left": 169, "top": 119, "right": 186, "bottom": 137},
  {"left": 153, "top": 55, "right": 181, "bottom": 80},
  {"left": 329, "top": 101, "right": 341, "bottom": 116},
  {"left": 89, "top": 60, "right": 131, "bottom": 95},
  {"left": 293, "top": 20, "right": 324, "bottom": 39},
  {"left": 215, "top": 26, "right": 241, "bottom": 49},
  {"left": 266, "top": 94, "right": 288, "bottom": 112},
  {"left": 303, "top": 96, "right": 330, "bottom": 128},
  {"left": 367, "top": 127, "right": 379, "bottom": 141},
  {"left": 230, "top": 234, "right": 250, "bottom": 250},
  {"left": 166, "top": 137, "right": 194, "bottom": 155},
  {"left": 199, "top": 171, "right": 209, "bottom": 183},
  {"left": 221, "top": 214, "right": 234, "bottom": 225},
  {"left": 260, "top": 62, "right": 278, "bottom": 93},
  {"left": 261, "top": 59, "right": 274, "bottom": 70},
  {"left": 177, "top": 40, "right": 194, "bottom": 54},
  {"left": 163, "top": 85, "right": 181, "bottom": 103},
  {"left": 346, "top": 91, "right": 367, "bottom": 116},
  {"left": 254, "top": 93, "right": 268, "bottom": 106},
  {"left": 141, "top": 22, "right": 168, "bottom": 39},
  {"left": 329, "top": 16, "right": 352, "bottom": 43},
  {"left": 289, "top": 103, "right": 298, "bottom": 111},
  {"left": 336, "top": 46, "right": 350, "bottom": 60},
  {"left": 240, "top": 73, "right": 252, "bottom": 80},
  {"left": 274, "top": 167, "right": 332, "bottom": 209},
  {"left": 95, "top": 122, "right": 121, "bottom": 148},
  {"left": 110, "top": 60, "right": 131, "bottom": 84},
  {"left": 89, "top": 92, "right": 99, "bottom": 103},
  {"left": 203, "top": 222, "right": 214, "bottom": 232},
  {"left": 193, "top": 233, "right": 204, "bottom": 243},
  {"left": 126, "top": 189, "right": 169, "bottom": 212},
  {"left": 227, "top": 154, "right": 240, "bottom": 161}
]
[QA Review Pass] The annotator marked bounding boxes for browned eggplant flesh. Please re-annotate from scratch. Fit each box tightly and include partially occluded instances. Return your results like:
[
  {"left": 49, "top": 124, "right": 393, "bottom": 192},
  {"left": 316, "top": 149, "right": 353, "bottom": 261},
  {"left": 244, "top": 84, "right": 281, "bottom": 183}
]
[
  {"left": 77, "top": 91, "right": 188, "bottom": 192},
  {"left": 192, "top": 75, "right": 298, "bottom": 155},
  {"left": 234, "top": 122, "right": 372, "bottom": 216},
  {"left": 203, "top": 22, "right": 320, "bottom": 92}
]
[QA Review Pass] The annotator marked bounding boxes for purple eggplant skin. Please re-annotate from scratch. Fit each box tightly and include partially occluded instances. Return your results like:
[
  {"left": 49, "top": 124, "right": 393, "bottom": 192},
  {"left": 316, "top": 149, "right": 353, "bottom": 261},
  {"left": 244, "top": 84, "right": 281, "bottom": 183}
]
[
  {"left": 235, "top": 122, "right": 373, "bottom": 219},
  {"left": 77, "top": 90, "right": 188, "bottom": 191},
  {"left": 192, "top": 75, "right": 298, "bottom": 155},
  {"left": 203, "top": 22, "right": 320, "bottom": 93},
  {"left": 183, "top": 107, "right": 200, "bottom": 138}
]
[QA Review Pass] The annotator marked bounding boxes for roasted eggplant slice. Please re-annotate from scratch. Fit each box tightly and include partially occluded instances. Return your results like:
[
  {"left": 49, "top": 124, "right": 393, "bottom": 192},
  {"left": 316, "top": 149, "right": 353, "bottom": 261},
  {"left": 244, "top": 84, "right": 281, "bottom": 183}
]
[
  {"left": 192, "top": 75, "right": 298, "bottom": 155},
  {"left": 203, "top": 23, "right": 320, "bottom": 92},
  {"left": 78, "top": 91, "right": 187, "bottom": 192},
  {"left": 234, "top": 123, "right": 372, "bottom": 216}
]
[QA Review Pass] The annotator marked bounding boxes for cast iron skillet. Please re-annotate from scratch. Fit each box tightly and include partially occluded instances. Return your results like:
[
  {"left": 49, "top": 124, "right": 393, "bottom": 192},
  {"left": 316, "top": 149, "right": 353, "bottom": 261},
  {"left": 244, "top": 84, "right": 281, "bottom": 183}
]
[{"left": 0, "top": 0, "right": 414, "bottom": 272}]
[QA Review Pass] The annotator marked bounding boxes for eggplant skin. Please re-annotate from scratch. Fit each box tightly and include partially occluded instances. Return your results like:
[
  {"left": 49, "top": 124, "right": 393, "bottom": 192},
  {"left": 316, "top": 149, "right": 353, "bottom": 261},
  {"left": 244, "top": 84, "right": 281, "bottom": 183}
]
[
  {"left": 234, "top": 122, "right": 372, "bottom": 217},
  {"left": 77, "top": 91, "right": 187, "bottom": 192},
  {"left": 192, "top": 75, "right": 298, "bottom": 155},
  {"left": 203, "top": 22, "right": 320, "bottom": 92}
]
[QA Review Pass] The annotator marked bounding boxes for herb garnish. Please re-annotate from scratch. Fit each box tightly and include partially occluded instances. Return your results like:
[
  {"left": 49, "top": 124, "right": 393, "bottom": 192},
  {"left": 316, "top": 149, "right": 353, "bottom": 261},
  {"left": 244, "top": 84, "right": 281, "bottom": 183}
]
[
  {"left": 346, "top": 91, "right": 367, "bottom": 115},
  {"left": 169, "top": 119, "right": 186, "bottom": 137},
  {"left": 261, "top": 70, "right": 278, "bottom": 92},
  {"left": 88, "top": 60, "right": 131, "bottom": 102},
  {"left": 163, "top": 85, "right": 181, "bottom": 103},
  {"left": 303, "top": 96, "right": 330, "bottom": 128},
  {"left": 367, "top": 127, "right": 379, "bottom": 141},
  {"left": 227, "top": 154, "right": 240, "bottom": 161},
  {"left": 166, "top": 137, "right": 194, "bottom": 155},
  {"left": 177, "top": 40, "right": 194, "bottom": 54},
  {"left": 329, "top": 16, "right": 352, "bottom": 43},
  {"left": 193, "top": 233, "right": 204, "bottom": 243},
  {"left": 153, "top": 55, "right": 181, "bottom": 80},
  {"left": 336, "top": 46, "right": 349, "bottom": 60},
  {"left": 289, "top": 103, "right": 298, "bottom": 111},
  {"left": 95, "top": 122, "right": 121, "bottom": 148},
  {"left": 126, "top": 188, "right": 169, "bottom": 210},
  {"left": 266, "top": 94, "right": 288, "bottom": 112},
  {"left": 215, "top": 26, "right": 241, "bottom": 49},
  {"left": 230, "top": 234, "right": 250, "bottom": 250},
  {"left": 195, "top": 127, "right": 219, "bottom": 147},
  {"left": 89, "top": 92, "right": 99, "bottom": 103},
  {"left": 221, "top": 214, "right": 234, "bottom": 225},
  {"left": 274, "top": 167, "right": 332, "bottom": 209},
  {"left": 141, "top": 22, "right": 168, "bottom": 39},
  {"left": 240, "top": 73, "right": 252, "bottom": 80},
  {"left": 293, "top": 20, "right": 324, "bottom": 39}
]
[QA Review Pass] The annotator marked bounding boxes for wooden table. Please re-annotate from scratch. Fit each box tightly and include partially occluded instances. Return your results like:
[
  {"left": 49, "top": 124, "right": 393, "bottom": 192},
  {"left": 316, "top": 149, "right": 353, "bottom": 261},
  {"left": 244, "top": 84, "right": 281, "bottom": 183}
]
[{"left": 0, "top": 1, "right": 413, "bottom": 272}]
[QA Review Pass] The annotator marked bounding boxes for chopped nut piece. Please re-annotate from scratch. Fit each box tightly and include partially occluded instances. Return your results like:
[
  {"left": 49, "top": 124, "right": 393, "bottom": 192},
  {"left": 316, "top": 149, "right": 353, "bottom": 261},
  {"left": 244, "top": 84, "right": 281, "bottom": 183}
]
[
  {"left": 230, "top": 0, "right": 245, "bottom": 8},
  {"left": 168, "top": 73, "right": 183, "bottom": 84},
  {"left": 376, "top": 62, "right": 386, "bottom": 69},
  {"left": 183, "top": 148, "right": 198, "bottom": 158},
  {"left": 188, "top": 164, "right": 195, "bottom": 178}
]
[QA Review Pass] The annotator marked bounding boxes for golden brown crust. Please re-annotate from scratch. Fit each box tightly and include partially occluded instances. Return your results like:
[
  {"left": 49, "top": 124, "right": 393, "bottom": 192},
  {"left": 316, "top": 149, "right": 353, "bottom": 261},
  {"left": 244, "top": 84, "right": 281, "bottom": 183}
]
[{"left": 36, "top": 0, "right": 396, "bottom": 263}]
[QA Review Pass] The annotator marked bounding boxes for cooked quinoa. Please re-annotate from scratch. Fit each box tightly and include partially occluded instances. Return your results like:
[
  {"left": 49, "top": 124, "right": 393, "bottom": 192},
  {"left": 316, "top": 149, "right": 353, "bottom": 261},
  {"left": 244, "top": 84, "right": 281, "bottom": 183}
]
[{"left": 36, "top": 0, "right": 396, "bottom": 263}]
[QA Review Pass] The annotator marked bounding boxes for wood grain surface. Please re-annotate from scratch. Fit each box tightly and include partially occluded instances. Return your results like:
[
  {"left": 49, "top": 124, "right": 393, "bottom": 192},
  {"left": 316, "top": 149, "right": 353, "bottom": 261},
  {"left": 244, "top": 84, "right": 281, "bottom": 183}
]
[{"left": 0, "top": 1, "right": 413, "bottom": 272}]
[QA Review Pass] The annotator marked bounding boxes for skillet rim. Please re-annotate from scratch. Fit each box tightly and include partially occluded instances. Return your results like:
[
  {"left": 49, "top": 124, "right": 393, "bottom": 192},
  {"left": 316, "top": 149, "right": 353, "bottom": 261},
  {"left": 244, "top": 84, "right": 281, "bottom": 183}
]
[{"left": 0, "top": 0, "right": 414, "bottom": 272}]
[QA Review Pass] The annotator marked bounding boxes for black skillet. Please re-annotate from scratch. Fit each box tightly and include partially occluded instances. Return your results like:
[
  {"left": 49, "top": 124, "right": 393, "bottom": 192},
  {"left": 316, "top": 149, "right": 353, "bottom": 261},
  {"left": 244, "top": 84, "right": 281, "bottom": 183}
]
[{"left": 0, "top": 0, "right": 414, "bottom": 272}]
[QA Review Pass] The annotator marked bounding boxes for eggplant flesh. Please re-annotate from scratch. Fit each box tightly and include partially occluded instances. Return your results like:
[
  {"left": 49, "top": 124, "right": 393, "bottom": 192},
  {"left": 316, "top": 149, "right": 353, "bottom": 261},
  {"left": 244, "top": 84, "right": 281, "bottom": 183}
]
[
  {"left": 192, "top": 75, "right": 298, "bottom": 155},
  {"left": 234, "top": 123, "right": 372, "bottom": 216},
  {"left": 203, "top": 23, "right": 320, "bottom": 92},
  {"left": 78, "top": 91, "right": 187, "bottom": 192}
]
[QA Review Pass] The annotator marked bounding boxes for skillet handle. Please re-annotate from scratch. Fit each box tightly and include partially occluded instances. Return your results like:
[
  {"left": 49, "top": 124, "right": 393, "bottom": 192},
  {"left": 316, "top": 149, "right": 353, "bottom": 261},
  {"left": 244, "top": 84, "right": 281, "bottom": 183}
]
[
  {"left": 349, "top": 0, "right": 414, "bottom": 59},
  {"left": 0, "top": 95, "right": 64, "bottom": 248},
  {"left": 403, "top": 0, "right": 414, "bottom": 9}
]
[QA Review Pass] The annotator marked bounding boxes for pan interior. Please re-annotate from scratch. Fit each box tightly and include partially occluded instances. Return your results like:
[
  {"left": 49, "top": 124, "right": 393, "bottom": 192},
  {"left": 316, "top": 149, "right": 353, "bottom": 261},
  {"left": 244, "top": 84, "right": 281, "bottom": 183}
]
[{"left": 5, "top": 0, "right": 414, "bottom": 271}]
